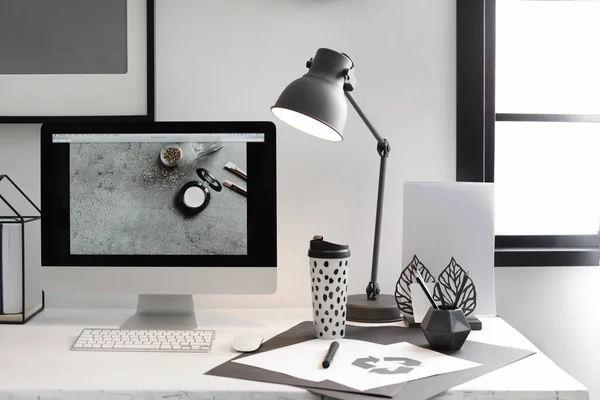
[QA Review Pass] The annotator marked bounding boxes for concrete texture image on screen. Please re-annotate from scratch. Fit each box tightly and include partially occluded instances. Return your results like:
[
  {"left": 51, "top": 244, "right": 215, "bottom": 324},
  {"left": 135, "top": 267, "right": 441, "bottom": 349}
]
[{"left": 69, "top": 141, "right": 247, "bottom": 255}]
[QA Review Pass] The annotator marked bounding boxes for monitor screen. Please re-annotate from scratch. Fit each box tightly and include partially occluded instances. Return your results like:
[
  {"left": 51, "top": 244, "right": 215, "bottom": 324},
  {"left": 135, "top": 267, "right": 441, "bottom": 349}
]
[{"left": 41, "top": 122, "right": 276, "bottom": 268}]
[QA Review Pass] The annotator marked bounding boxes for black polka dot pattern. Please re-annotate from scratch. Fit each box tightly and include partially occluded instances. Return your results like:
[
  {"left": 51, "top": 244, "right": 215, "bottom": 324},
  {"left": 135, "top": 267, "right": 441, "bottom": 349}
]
[{"left": 310, "top": 257, "right": 350, "bottom": 339}]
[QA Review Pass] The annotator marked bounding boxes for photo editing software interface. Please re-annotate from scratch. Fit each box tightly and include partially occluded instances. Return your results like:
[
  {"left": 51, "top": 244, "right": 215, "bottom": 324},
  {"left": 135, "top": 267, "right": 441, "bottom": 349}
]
[{"left": 50, "top": 132, "right": 264, "bottom": 259}]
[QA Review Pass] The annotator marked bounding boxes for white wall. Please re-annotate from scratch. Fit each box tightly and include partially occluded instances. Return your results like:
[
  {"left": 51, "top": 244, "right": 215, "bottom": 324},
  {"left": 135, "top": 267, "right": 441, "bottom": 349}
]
[
  {"left": 152, "top": 0, "right": 456, "bottom": 309},
  {"left": 0, "top": 0, "right": 596, "bottom": 398},
  {"left": 0, "top": 0, "right": 456, "bottom": 309}
]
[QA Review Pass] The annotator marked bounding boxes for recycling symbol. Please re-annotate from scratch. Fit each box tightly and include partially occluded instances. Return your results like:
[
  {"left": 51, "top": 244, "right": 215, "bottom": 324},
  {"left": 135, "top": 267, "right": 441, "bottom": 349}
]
[{"left": 352, "top": 356, "right": 422, "bottom": 375}]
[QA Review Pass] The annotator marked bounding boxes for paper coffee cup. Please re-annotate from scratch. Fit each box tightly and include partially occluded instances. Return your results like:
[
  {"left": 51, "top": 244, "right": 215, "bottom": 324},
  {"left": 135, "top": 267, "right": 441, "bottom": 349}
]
[{"left": 308, "top": 236, "right": 350, "bottom": 339}]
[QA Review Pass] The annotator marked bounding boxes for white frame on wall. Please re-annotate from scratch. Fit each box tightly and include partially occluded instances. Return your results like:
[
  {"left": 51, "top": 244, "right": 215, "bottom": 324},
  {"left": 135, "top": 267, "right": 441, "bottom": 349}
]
[{"left": 0, "top": 0, "right": 155, "bottom": 123}]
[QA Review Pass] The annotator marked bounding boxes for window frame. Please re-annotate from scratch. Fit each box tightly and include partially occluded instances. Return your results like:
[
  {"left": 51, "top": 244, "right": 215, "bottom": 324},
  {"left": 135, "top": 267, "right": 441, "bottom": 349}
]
[{"left": 456, "top": 0, "right": 600, "bottom": 267}]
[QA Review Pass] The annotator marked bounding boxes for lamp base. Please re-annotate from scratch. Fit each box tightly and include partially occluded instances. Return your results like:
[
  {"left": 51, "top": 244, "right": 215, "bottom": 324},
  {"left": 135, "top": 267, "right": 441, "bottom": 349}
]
[{"left": 346, "top": 294, "right": 404, "bottom": 323}]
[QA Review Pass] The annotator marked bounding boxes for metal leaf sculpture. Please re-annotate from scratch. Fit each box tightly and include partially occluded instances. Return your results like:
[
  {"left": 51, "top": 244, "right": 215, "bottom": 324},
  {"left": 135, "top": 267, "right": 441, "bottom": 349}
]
[
  {"left": 437, "top": 257, "right": 477, "bottom": 316},
  {"left": 394, "top": 255, "right": 435, "bottom": 315}
]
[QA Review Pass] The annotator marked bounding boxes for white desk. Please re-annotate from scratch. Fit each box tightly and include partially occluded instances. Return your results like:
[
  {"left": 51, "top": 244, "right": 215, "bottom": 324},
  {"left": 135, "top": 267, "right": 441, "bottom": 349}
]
[{"left": 0, "top": 309, "right": 588, "bottom": 400}]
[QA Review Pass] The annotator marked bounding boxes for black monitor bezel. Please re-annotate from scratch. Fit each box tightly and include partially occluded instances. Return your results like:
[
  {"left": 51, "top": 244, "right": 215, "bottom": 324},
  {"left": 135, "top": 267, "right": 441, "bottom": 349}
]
[{"left": 41, "top": 121, "right": 277, "bottom": 267}]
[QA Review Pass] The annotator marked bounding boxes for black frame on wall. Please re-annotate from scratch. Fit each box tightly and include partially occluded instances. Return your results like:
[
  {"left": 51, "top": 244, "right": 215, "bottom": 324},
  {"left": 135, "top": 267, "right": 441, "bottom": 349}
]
[
  {"left": 456, "top": 0, "right": 600, "bottom": 267},
  {"left": 0, "top": 0, "right": 155, "bottom": 123}
]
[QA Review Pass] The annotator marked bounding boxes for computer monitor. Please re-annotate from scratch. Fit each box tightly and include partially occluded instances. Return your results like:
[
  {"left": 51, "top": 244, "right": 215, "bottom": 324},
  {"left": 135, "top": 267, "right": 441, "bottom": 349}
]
[{"left": 41, "top": 122, "right": 277, "bottom": 328}]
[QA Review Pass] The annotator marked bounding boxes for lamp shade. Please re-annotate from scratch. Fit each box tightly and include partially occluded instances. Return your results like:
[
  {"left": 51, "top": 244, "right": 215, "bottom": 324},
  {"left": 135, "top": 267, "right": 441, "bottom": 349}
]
[{"left": 271, "top": 48, "right": 353, "bottom": 142}]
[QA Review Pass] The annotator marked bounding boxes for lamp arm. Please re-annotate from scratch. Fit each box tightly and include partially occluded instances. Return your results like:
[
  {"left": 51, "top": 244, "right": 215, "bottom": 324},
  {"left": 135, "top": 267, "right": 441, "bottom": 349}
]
[
  {"left": 344, "top": 91, "right": 390, "bottom": 301},
  {"left": 344, "top": 92, "right": 385, "bottom": 146}
]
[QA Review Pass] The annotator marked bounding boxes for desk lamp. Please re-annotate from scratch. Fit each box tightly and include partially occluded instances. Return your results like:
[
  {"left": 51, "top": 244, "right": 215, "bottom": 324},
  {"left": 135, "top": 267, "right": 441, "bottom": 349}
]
[{"left": 271, "top": 48, "right": 402, "bottom": 323}]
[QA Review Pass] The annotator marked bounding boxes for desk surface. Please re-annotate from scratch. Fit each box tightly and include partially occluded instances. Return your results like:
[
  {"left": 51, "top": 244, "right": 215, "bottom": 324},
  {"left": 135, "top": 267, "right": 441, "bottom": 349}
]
[{"left": 0, "top": 308, "right": 588, "bottom": 400}]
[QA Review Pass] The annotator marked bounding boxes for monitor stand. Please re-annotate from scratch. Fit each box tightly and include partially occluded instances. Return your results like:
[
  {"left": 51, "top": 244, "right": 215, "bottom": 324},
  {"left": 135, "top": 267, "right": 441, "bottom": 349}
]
[{"left": 120, "top": 294, "right": 198, "bottom": 330}]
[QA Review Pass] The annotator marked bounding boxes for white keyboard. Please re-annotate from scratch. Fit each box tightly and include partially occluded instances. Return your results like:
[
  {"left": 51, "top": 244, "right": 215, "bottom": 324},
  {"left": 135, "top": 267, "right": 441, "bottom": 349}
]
[{"left": 71, "top": 328, "right": 215, "bottom": 353}]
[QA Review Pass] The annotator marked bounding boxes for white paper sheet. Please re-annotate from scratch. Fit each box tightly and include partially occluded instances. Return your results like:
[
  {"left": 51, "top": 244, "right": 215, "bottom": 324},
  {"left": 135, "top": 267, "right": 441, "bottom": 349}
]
[
  {"left": 232, "top": 339, "right": 481, "bottom": 391},
  {"left": 410, "top": 282, "right": 436, "bottom": 323}
]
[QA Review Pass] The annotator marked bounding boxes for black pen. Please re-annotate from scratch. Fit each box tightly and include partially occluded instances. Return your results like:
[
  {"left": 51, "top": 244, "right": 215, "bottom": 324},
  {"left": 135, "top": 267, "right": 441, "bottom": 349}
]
[
  {"left": 411, "top": 264, "right": 439, "bottom": 310},
  {"left": 322, "top": 341, "right": 339, "bottom": 368},
  {"left": 435, "top": 279, "right": 446, "bottom": 308}
]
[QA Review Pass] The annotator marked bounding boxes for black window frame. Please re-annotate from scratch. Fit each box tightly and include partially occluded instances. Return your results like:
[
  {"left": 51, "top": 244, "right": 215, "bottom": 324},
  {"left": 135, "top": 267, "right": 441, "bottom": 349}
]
[{"left": 456, "top": 0, "right": 600, "bottom": 267}]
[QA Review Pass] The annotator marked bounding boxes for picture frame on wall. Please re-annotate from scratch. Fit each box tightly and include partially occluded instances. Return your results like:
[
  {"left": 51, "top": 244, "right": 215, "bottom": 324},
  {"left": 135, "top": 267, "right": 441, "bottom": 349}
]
[{"left": 0, "top": 0, "right": 155, "bottom": 123}]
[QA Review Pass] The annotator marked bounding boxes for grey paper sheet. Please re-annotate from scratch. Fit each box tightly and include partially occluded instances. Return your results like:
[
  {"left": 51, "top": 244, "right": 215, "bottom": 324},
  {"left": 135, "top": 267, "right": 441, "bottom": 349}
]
[
  {"left": 206, "top": 321, "right": 534, "bottom": 400},
  {"left": 0, "top": 0, "right": 127, "bottom": 74}
]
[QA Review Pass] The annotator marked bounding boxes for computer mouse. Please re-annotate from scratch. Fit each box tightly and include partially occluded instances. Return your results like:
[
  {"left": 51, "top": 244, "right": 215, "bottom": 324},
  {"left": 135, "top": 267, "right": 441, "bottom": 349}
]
[{"left": 232, "top": 335, "right": 264, "bottom": 353}]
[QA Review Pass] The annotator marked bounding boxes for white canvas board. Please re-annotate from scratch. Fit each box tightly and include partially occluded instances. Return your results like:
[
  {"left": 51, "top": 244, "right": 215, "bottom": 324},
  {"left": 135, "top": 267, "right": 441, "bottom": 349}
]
[
  {"left": 402, "top": 181, "right": 495, "bottom": 316},
  {"left": 0, "top": 0, "right": 146, "bottom": 116},
  {"left": 1, "top": 222, "right": 23, "bottom": 313},
  {"left": 232, "top": 339, "right": 481, "bottom": 392}
]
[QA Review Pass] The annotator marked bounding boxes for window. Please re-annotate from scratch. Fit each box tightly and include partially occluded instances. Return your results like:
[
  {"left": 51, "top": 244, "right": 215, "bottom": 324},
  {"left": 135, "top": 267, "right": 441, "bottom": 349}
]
[{"left": 457, "top": 0, "right": 600, "bottom": 266}]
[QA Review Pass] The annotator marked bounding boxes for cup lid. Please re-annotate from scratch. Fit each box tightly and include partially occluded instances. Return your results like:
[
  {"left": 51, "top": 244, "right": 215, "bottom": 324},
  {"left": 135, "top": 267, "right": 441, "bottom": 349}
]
[{"left": 308, "top": 235, "right": 350, "bottom": 259}]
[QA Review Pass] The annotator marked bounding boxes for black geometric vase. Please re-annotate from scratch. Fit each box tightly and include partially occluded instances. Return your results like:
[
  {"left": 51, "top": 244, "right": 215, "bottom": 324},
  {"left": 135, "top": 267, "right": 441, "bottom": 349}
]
[{"left": 421, "top": 306, "right": 471, "bottom": 351}]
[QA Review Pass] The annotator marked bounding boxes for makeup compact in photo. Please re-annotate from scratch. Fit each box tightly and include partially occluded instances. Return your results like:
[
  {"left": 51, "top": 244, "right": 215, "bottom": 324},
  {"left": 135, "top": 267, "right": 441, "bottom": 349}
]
[{"left": 178, "top": 168, "right": 222, "bottom": 214}]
